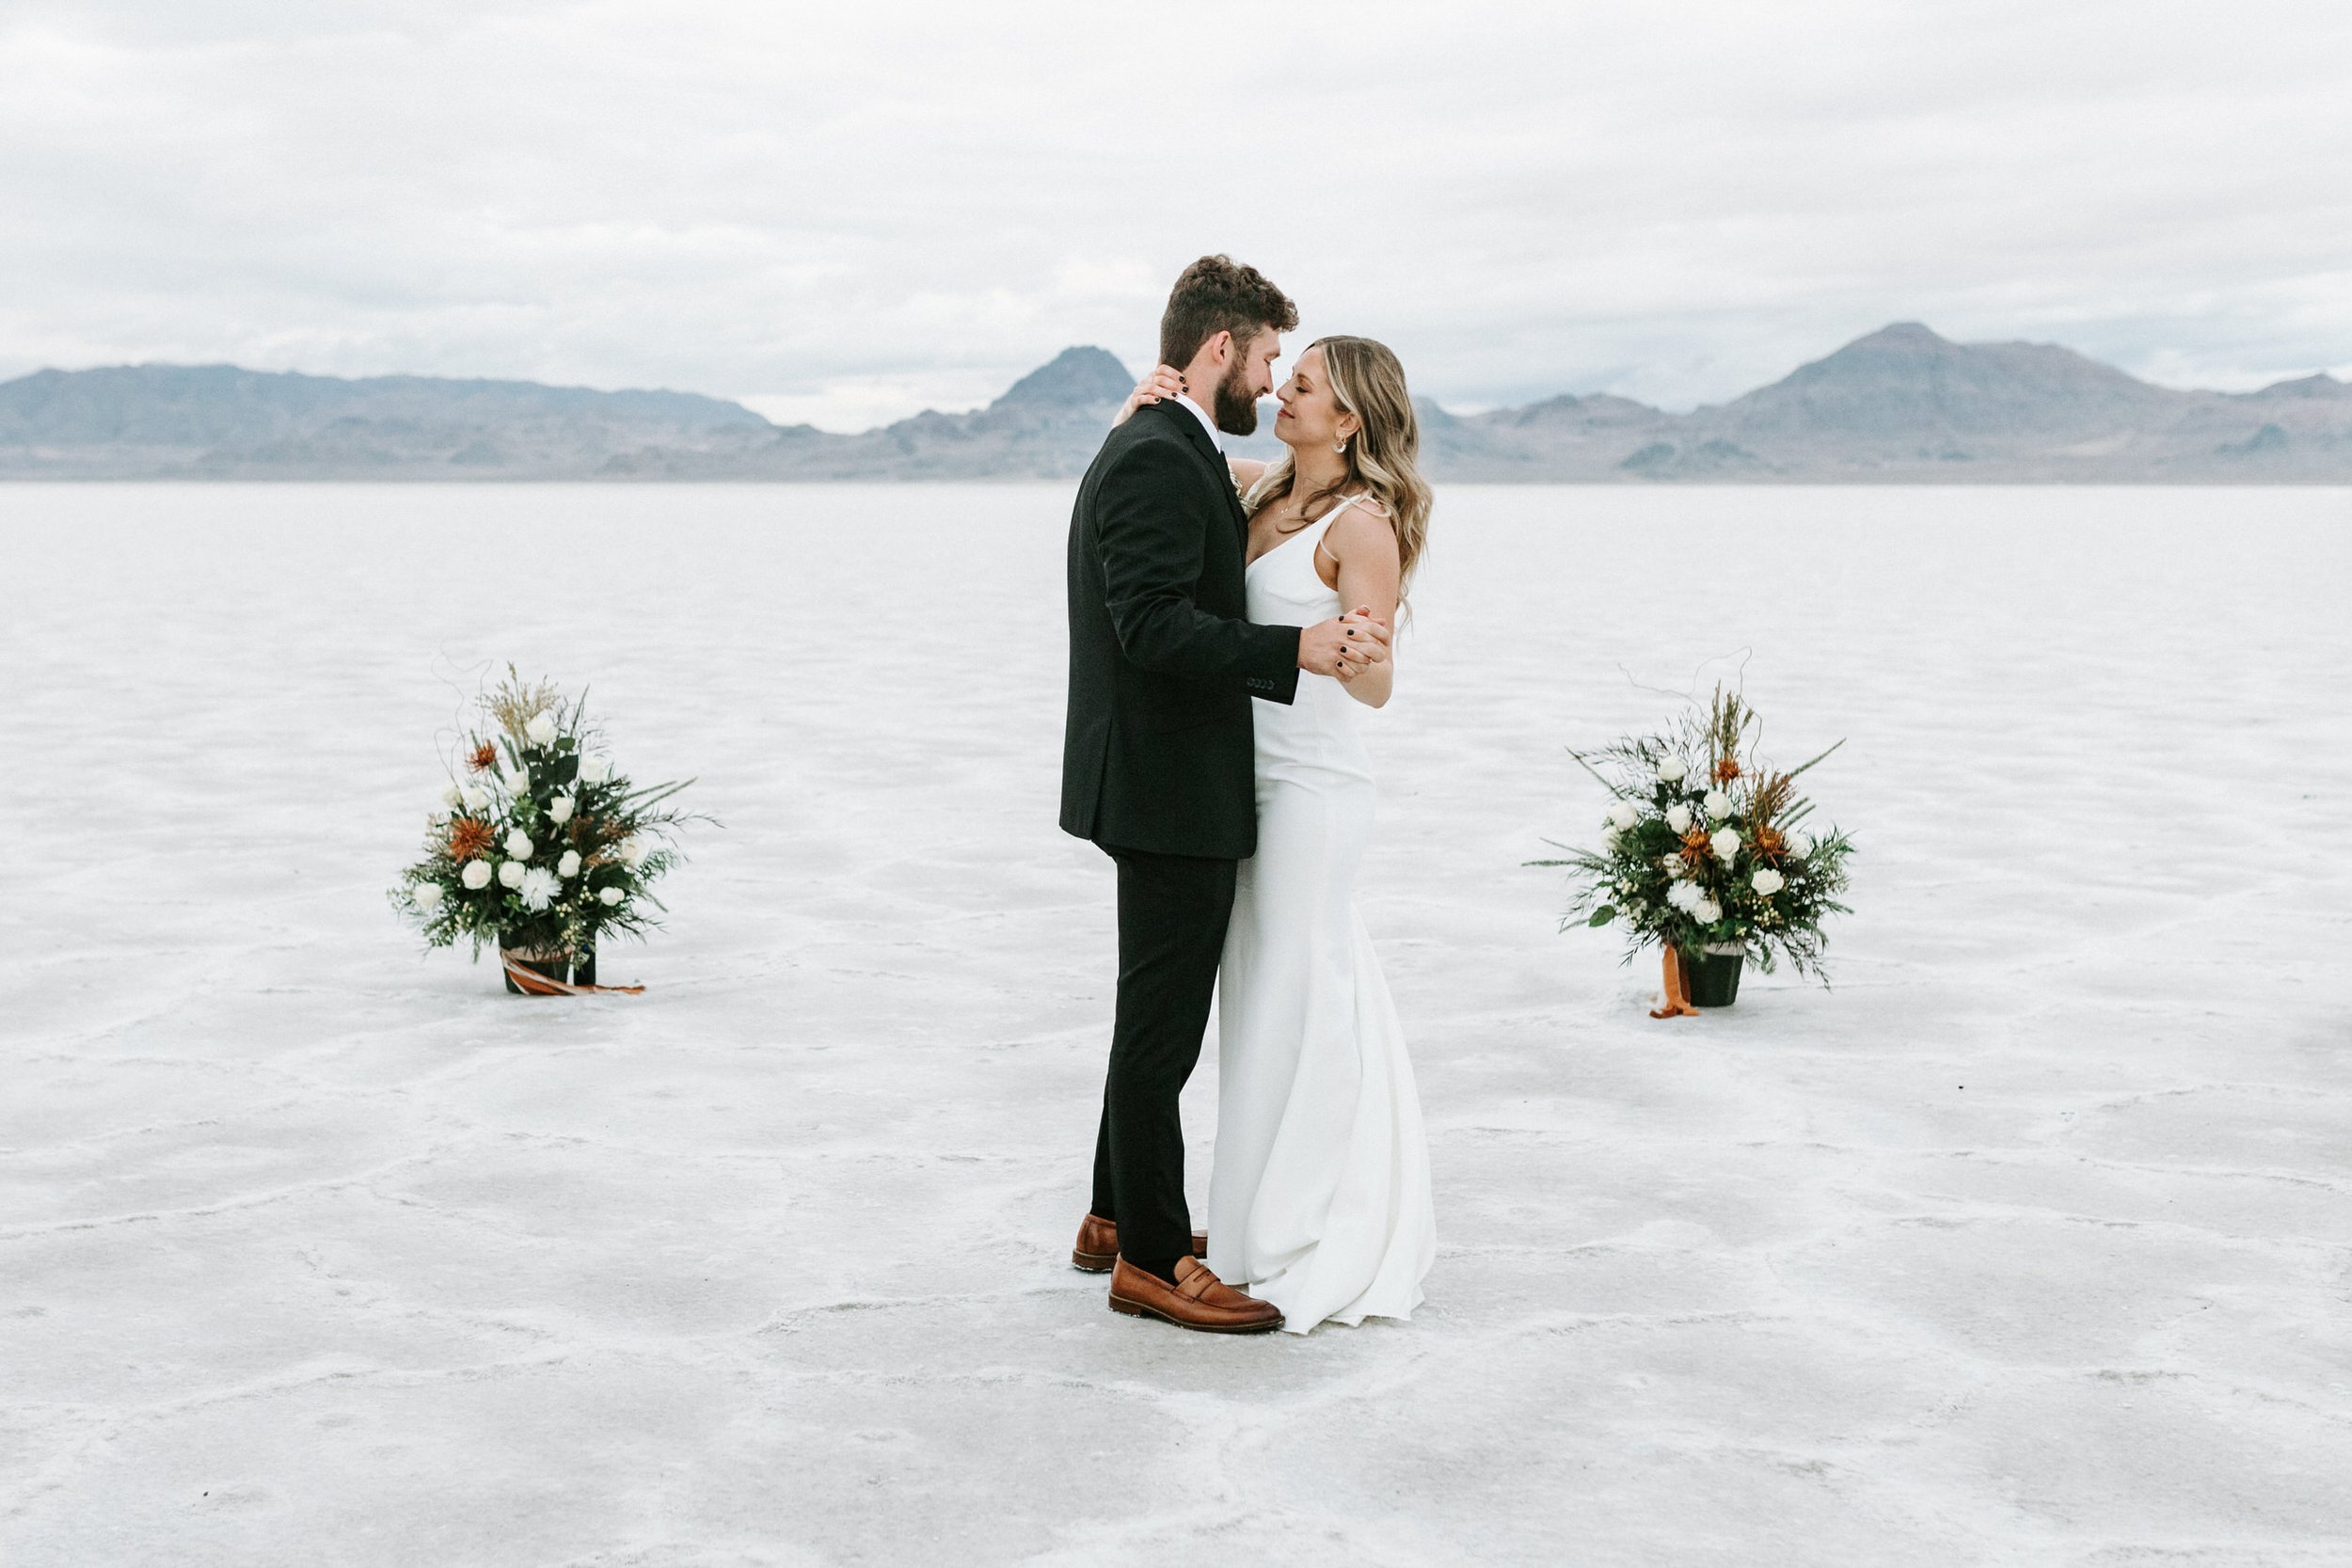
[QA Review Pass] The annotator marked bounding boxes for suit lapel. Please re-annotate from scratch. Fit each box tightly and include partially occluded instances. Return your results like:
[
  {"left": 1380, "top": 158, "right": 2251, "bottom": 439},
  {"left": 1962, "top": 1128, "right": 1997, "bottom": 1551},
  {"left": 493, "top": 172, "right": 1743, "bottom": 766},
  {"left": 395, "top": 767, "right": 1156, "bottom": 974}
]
[{"left": 1153, "top": 401, "right": 1250, "bottom": 547}]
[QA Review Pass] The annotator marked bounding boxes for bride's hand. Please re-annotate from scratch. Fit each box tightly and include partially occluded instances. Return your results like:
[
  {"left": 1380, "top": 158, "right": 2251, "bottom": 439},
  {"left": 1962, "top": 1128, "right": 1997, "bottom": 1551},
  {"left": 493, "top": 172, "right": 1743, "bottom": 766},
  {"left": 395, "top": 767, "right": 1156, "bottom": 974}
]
[{"left": 1111, "top": 365, "right": 1187, "bottom": 427}]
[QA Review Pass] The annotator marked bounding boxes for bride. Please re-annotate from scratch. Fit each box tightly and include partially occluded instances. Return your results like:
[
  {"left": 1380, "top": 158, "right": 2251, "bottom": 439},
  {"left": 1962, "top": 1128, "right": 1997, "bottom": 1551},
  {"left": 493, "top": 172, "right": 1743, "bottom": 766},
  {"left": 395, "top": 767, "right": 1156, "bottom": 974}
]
[{"left": 1116, "top": 336, "right": 1437, "bottom": 1332}]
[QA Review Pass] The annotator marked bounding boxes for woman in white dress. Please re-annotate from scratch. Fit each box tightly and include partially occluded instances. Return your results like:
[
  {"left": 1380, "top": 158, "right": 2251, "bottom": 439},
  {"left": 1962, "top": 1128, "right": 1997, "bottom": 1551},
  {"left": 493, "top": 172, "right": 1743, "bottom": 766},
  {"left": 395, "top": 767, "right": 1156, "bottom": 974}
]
[{"left": 1119, "top": 337, "right": 1437, "bottom": 1332}]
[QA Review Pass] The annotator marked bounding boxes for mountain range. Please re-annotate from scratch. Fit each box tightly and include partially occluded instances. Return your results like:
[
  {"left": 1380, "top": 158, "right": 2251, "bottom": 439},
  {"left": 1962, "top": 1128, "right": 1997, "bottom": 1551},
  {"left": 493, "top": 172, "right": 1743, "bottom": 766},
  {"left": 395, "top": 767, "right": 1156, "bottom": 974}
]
[{"left": 4, "top": 325, "right": 2347, "bottom": 482}]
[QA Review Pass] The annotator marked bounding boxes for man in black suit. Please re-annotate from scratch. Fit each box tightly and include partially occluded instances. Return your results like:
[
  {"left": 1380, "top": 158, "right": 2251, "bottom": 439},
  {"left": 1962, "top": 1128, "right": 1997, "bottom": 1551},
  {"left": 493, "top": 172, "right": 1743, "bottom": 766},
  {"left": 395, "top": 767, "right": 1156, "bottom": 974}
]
[{"left": 1060, "top": 255, "right": 1386, "bottom": 1333}]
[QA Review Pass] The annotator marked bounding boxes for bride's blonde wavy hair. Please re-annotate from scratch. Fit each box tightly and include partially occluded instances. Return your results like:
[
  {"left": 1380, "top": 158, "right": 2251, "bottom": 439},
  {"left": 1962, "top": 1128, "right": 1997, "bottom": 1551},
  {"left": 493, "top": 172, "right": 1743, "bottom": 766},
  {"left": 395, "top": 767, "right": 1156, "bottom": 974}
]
[{"left": 1243, "top": 335, "right": 1433, "bottom": 610}]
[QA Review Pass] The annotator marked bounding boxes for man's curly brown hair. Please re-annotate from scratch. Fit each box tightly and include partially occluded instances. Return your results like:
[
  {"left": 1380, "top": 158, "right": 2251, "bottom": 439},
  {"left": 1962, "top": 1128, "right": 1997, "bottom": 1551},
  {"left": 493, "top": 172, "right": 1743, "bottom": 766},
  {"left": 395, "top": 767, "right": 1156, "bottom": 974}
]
[{"left": 1158, "top": 254, "right": 1299, "bottom": 369}]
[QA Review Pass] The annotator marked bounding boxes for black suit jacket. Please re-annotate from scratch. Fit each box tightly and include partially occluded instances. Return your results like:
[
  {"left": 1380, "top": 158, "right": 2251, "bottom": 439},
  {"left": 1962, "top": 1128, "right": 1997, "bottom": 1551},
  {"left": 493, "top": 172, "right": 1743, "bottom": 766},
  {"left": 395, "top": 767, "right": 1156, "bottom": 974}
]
[{"left": 1060, "top": 400, "right": 1303, "bottom": 859}]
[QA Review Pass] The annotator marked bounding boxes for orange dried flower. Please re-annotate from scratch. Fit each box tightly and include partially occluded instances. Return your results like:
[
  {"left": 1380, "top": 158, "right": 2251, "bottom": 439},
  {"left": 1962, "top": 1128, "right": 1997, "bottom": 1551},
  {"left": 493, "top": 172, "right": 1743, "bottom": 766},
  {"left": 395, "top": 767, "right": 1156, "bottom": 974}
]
[
  {"left": 467, "top": 741, "right": 499, "bottom": 774},
  {"left": 1752, "top": 826, "right": 1786, "bottom": 863},
  {"left": 1678, "top": 826, "right": 1714, "bottom": 872},
  {"left": 1713, "top": 755, "right": 1742, "bottom": 784},
  {"left": 444, "top": 817, "right": 496, "bottom": 861}
]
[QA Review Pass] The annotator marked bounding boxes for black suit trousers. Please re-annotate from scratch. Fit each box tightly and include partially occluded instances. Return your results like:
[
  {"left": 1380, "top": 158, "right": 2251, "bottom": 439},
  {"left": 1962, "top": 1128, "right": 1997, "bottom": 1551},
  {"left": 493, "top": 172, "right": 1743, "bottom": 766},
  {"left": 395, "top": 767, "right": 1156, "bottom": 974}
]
[{"left": 1089, "top": 847, "right": 1237, "bottom": 1269}]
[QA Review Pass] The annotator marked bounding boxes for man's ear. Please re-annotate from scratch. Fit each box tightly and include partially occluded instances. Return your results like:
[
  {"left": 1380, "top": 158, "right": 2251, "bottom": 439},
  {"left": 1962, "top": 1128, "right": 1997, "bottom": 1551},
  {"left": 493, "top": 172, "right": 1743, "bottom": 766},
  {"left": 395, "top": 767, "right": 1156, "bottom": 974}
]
[{"left": 1203, "top": 329, "right": 1232, "bottom": 370}]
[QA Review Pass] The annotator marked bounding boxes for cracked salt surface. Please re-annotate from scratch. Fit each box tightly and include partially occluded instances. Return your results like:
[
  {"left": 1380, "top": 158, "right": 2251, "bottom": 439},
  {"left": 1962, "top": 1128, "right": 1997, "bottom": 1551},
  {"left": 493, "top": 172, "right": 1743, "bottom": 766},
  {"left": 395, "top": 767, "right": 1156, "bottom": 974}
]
[{"left": 2, "top": 482, "right": 2348, "bottom": 1566}]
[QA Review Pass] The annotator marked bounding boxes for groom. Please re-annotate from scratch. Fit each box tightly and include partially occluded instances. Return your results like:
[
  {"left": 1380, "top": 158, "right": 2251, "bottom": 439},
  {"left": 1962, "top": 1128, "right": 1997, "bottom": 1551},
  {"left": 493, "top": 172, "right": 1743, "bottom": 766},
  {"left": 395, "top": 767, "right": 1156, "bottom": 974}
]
[{"left": 1059, "top": 255, "right": 1386, "bottom": 1333}]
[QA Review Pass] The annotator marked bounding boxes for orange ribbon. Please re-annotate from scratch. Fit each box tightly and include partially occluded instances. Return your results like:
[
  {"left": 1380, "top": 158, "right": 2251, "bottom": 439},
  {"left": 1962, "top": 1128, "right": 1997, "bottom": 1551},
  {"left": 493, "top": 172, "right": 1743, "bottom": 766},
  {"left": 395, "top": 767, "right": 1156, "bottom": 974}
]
[
  {"left": 1648, "top": 946, "right": 1699, "bottom": 1019},
  {"left": 501, "top": 954, "right": 646, "bottom": 996}
]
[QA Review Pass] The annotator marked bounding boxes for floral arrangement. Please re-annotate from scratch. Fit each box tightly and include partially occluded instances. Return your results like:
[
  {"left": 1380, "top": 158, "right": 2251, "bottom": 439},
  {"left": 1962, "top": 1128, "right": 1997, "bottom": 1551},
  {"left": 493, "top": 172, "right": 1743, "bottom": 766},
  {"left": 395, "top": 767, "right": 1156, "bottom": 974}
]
[
  {"left": 391, "top": 670, "right": 698, "bottom": 983},
  {"left": 1534, "top": 686, "right": 1854, "bottom": 996}
]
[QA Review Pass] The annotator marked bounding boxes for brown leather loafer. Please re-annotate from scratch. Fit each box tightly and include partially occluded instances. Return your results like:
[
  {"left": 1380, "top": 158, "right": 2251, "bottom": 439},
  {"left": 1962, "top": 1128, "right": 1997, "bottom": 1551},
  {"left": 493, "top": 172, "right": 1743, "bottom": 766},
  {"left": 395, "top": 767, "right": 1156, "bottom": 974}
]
[
  {"left": 1107, "top": 1257, "right": 1283, "bottom": 1335},
  {"left": 1072, "top": 1214, "right": 1207, "bottom": 1274}
]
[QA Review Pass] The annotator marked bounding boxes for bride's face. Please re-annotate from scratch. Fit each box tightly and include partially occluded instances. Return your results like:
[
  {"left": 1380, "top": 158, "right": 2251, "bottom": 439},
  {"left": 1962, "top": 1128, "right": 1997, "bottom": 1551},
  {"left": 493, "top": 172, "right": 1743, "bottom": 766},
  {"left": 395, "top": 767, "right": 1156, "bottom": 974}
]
[{"left": 1273, "top": 347, "right": 1359, "bottom": 453}]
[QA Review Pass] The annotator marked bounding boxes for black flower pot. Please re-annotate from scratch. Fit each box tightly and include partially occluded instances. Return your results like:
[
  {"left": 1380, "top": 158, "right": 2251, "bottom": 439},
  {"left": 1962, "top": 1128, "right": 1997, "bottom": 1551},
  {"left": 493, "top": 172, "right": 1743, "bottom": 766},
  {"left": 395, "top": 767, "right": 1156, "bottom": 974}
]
[
  {"left": 500, "top": 942, "right": 596, "bottom": 994},
  {"left": 1683, "top": 943, "right": 1745, "bottom": 1008}
]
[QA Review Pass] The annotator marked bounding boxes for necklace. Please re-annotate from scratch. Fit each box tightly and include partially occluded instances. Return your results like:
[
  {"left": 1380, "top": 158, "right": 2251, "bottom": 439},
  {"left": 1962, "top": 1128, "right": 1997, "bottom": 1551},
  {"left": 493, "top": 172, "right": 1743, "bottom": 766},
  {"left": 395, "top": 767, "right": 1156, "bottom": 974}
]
[{"left": 1268, "top": 484, "right": 1359, "bottom": 536}]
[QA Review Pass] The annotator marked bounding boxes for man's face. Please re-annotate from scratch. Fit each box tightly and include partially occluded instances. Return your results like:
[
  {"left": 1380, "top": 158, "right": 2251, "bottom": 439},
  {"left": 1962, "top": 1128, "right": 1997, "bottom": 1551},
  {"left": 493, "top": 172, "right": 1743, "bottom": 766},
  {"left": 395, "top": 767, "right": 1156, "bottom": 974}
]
[{"left": 1213, "top": 329, "right": 1284, "bottom": 436}]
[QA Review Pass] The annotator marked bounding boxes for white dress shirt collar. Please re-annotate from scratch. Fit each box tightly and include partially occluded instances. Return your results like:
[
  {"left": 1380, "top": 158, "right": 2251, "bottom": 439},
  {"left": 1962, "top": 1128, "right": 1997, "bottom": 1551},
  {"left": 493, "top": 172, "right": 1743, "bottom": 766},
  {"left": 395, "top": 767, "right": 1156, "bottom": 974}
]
[{"left": 1172, "top": 391, "right": 1223, "bottom": 452}]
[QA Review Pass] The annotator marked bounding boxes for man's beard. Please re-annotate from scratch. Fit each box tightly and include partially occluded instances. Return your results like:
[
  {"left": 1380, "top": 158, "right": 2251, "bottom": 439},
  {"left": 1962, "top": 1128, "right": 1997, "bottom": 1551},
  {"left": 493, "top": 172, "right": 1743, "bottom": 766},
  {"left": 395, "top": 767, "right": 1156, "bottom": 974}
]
[{"left": 1212, "top": 358, "right": 1260, "bottom": 436}]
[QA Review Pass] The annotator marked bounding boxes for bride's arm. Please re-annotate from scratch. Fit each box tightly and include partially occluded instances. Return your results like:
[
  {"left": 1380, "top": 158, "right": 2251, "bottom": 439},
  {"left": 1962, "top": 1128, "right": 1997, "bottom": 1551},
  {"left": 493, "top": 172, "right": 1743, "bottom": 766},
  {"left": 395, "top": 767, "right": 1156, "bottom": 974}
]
[
  {"left": 1228, "top": 457, "right": 1269, "bottom": 494},
  {"left": 1110, "top": 365, "right": 1185, "bottom": 428},
  {"left": 1327, "top": 502, "right": 1403, "bottom": 708}
]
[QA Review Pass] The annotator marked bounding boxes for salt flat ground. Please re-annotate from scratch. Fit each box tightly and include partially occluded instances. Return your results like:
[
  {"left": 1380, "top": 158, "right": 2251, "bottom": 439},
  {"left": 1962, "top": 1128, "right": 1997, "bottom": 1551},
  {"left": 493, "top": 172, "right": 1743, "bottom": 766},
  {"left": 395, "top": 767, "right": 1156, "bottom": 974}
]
[{"left": 2, "top": 483, "right": 2349, "bottom": 1567}]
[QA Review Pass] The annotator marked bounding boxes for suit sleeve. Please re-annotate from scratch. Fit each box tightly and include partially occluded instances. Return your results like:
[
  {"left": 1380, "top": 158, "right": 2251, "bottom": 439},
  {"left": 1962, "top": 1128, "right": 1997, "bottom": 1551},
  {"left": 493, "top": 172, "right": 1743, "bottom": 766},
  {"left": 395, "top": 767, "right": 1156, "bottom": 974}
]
[{"left": 1096, "top": 439, "right": 1303, "bottom": 705}]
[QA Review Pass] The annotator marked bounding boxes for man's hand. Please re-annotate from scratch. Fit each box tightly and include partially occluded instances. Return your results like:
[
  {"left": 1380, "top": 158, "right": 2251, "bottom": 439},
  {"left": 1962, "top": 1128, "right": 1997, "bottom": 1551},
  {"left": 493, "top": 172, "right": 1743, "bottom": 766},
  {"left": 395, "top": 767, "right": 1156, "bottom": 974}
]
[{"left": 1299, "top": 607, "right": 1391, "bottom": 678}]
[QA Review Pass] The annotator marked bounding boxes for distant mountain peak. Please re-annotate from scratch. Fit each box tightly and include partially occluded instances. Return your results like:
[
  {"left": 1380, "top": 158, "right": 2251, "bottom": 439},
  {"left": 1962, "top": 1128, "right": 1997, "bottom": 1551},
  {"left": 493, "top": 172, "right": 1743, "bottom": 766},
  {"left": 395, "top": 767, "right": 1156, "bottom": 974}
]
[
  {"left": 990, "top": 346, "right": 1133, "bottom": 410},
  {"left": 1851, "top": 322, "right": 1951, "bottom": 349},
  {"left": 2247, "top": 372, "right": 2352, "bottom": 401},
  {"left": 1722, "top": 319, "right": 2177, "bottom": 439}
]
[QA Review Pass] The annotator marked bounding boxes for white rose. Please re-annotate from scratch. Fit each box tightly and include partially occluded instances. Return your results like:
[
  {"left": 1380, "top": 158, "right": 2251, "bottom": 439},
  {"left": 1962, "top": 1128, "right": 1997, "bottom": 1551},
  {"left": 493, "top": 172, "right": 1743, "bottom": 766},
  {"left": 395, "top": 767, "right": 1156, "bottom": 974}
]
[
  {"left": 1710, "top": 827, "right": 1740, "bottom": 863},
  {"left": 500, "top": 763, "right": 530, "bottom": 793},
  {"left": 557, "top": 849, "right": 581, "bottom": 879},
  {"left": 498, "top": 860, "right": 526, "bottom": 889},
  {"left": 1693, "top": 897, "right": 1722, "bottom": 923},
  {"left": 619, "top": 837, "right": 648, "bottom": 868},
  {"left": 411, "top": 882, "right": 445, "bottom": 910},
  {"left": 1703, "top": 788, "right": 1731, "bottom": 819},
  {"left": 459, "top": 784, "right": 492, "bottom": 812},
  {"left": 1752, "top": 867, "right": 1786, "bottom": 895},
  {"left": 517, "top": 865, "right": 561, "bottom": 911},
  {"left": 461, "top": 859, "right": 493, "bottom": 890},
  {"left": 525, "top": 712, "right": 558, "bottom": 746},
  {"left": 548, "top": 795, "right": 575, "bottom": 825},
  {"left": 1657, "top": 757, "right": 1687, "bottom": 784},
  {"left": 1664, "top": 804, "right": 1693, "bottom": 834},
  {"left": 1783, "top": 829, "right": 1814, "bottom": 858},
  {"left": 577, "top": 756, "right": 612, "bottom": 785},
  {"left": 440, "top": 782, "right": 463, "bottom": 808},
  {"left": 1607, "top": 799, "right": 1643, "bottom": 831},
  {"left": 503, "top": 829, "right": 532, "bottom": 860},
  {"left": 597, "top": 885, "right": 625, "bottom": 907}
]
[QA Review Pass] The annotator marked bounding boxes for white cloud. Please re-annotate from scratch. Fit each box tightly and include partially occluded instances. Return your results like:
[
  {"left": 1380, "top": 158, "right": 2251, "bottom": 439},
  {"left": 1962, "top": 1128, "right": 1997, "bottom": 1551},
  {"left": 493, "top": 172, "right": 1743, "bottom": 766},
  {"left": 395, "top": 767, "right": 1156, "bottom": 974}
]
[{"left": 3, "top": 0, "right": 2347, "bottom": 427}]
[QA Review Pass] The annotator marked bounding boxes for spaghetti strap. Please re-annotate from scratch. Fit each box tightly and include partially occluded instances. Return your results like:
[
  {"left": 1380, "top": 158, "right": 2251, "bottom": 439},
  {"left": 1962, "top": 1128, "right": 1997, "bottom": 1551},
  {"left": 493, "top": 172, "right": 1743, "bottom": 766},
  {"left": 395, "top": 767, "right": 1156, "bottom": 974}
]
[{"left": 1315, "top": 492, "right": 1372, "bottom": 564}]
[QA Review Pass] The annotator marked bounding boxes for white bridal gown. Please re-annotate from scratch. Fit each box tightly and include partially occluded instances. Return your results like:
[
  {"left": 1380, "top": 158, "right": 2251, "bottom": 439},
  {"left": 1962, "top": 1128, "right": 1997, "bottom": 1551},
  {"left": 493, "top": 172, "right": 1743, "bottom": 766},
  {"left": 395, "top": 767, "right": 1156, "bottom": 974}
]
[{"left": 1209, "top": 496, "right": 1437, "bottom": 1333}]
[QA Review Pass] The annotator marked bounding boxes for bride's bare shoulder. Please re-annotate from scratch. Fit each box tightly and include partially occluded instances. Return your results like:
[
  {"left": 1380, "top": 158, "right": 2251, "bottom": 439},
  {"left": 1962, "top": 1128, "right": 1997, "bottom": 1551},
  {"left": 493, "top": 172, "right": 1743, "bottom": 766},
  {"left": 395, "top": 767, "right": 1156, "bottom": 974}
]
[{"left": 1327, "top": 495, "right": 1401, "bottom": 560}]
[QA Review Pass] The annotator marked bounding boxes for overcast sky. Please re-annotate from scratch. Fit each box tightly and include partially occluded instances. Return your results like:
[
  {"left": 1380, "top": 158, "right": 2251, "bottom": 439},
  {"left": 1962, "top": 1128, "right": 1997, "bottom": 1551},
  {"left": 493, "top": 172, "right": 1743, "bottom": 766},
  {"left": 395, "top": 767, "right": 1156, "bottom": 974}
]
[{"left": 3, "top": 1, "right": 2346, "bottom": 428}]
